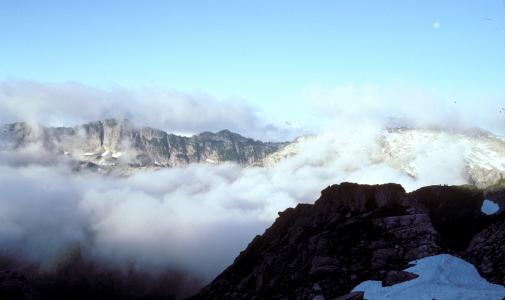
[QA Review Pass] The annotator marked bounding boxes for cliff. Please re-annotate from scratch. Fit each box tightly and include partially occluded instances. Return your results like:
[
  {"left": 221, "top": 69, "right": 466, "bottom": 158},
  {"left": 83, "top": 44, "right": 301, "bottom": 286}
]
[
  {"left": 192, "top": 183, "right": 505, "bottom": 299},
  {"left": 0, "top": 119, "right": 286, "bottom": 173}
]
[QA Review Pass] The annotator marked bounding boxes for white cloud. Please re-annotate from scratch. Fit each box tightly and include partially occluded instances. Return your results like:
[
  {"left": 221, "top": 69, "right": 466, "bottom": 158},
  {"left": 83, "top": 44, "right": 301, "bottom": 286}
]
[
  {"left": 304, "top": 83, "right": 505, "bottom": 136},
  {"left": 0, "top": 122, "right": 477, "bottom": 283},
  {"left": 0, "top": 80, "right": 297, "bottom": 141}
]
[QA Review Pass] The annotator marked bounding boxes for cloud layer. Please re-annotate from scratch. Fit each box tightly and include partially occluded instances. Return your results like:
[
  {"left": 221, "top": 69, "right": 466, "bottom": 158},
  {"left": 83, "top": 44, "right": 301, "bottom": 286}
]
[
  {"left": 305, "top": 83, "right": 505, "bottom": 136},
  {"left": 0, "top": 122, "right": 476, "bottom": 286},
  {"left": 0, "top": 80, "right": 297, "bottom": 141},
  {"left": 2, "top": 80, "right": 504, "bottom": 141},
  {"left": 0, "top": 79, "right": 503, "bottom": 297}
]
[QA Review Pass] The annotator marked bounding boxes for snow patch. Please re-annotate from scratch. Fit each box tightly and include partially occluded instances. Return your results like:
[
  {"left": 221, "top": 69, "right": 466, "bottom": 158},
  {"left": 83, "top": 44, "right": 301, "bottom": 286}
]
[
  {"left": 351, "top": 254, "right": 505, "bottom": 300},
  {"left": 481, "top": 199, "right": 500, "bottom": 215},
  {"left": 206, "top": 158, "right": 217, "bottom": 164},
  {"left": 112, "top": 151, "right": 123, "bottom": 158}
]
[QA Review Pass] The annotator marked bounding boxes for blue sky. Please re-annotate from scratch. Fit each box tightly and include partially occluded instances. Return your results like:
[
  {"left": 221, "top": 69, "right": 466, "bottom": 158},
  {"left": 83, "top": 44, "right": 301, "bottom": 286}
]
[{"left": 1, "top": 0, "right": 505, "bottom": 128}]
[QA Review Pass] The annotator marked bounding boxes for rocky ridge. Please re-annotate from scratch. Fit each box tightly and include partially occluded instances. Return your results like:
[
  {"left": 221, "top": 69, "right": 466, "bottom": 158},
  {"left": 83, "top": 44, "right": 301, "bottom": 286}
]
[
  {"left": 3, "top": 121, "right": 505, "bottom": 188},
  {"left": 192, "top": 182, "right": 505, "bottom": 299},
  {"left": 0, "top": 119, "right": 286, "bottom": 173}
]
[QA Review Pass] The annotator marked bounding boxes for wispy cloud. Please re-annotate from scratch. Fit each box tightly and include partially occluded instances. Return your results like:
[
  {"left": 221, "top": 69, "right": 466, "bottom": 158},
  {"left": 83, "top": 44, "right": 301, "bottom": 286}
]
[
  {"left": 0, "top": 80, "right": 298, "bottom": 141},
  {"left": 304, "top": 83, "right": 505, "bottom": 135}
]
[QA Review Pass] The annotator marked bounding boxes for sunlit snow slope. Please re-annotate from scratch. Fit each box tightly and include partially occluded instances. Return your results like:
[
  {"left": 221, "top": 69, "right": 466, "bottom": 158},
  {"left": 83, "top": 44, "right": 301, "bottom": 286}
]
[{"left": 260, "top": 127, "right": 505, "bottom": 188}]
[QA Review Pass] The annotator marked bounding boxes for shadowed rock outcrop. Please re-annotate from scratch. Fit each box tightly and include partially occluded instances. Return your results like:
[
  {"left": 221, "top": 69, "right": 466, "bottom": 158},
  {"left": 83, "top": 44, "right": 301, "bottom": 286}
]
[
  {"left": 192, "top": 183, "right": 505, "bottom": 299},
  {"left": 0, "top": 271, "right": 31, "bottom": 300}
]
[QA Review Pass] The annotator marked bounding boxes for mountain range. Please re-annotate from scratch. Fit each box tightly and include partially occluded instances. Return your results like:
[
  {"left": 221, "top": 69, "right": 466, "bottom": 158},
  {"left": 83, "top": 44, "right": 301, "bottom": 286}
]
[
  {"left": 2, "top": 119, "right": 505, "bottom": 187},
  {"left": 0, "top": 119, "right": 286, "bottom": 174}
]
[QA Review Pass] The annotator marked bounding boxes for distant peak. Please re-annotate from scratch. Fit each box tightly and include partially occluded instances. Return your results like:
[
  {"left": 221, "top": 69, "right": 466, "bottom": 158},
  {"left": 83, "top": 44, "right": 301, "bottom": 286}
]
[
  {"left": 197, "top": 129, "right": 243, "bottom": 138},
  {"left": 217, "top": 129, "right": 242, "bottom": 137},
  {"left": 101, "top": 118, "right": 132, "bottom": 125}
]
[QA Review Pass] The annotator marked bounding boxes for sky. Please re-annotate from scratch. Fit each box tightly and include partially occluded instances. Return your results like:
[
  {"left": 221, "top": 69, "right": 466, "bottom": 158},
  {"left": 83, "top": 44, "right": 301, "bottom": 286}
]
[{"left": 1, "top": 0, "right": 505, "bottom": 136}]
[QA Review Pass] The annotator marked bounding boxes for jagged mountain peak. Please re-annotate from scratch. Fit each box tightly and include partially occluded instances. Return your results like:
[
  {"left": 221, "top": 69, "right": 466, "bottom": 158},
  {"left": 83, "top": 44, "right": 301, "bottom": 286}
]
[
  {"left": 196, "top": 129, "right": 264, "bottom": 145},
  {"left": 0, "top": 119, "right": 286, "bottom": 173}
]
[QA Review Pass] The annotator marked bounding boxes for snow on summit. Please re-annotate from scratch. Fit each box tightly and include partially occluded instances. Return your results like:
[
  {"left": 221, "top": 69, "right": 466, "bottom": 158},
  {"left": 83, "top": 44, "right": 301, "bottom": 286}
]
[{"left": 261, "top": 127, "right": 505, "bottom": 189}]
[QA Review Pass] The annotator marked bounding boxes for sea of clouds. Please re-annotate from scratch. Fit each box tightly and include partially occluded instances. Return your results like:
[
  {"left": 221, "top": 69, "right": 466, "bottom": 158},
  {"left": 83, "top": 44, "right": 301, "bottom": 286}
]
[{"left": 0, "top": 80, "right": 503, "bottom": 296}]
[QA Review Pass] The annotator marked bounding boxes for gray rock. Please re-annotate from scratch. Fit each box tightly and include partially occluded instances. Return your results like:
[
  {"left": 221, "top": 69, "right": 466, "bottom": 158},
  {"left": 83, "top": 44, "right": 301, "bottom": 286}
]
[
  {"left": 0, "top": 119, "right": 286, "bottom": 173},
  {"left": 466, "top": 221, "right": 505, "bottom": 285},
  {"left": 381, "top": 270, "right": 419, "bottom": 287},
  {"left": 333, "top": 291, "right": 364, "bottom": 300}
]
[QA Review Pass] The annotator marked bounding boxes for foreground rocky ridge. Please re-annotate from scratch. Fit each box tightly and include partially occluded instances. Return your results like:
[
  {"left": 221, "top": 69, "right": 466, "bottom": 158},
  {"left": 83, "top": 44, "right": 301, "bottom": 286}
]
[
  {"left": 192, "top": 183, "right": 505, "bottom": 299},
  {"left": 0, "top": 119, "right": 285, "bottom": 173}
]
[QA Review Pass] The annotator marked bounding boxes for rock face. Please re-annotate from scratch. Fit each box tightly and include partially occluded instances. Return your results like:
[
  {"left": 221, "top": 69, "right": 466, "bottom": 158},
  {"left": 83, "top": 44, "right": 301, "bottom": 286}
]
[
  {"left": 0, "top": 270, "right": 31, "bottom": 300},
  {"left": 192, "top": 183, "right": 505, "bottom": 299},
  {"left": 0, "top": 119, "right": 286, "bottom": 173}
]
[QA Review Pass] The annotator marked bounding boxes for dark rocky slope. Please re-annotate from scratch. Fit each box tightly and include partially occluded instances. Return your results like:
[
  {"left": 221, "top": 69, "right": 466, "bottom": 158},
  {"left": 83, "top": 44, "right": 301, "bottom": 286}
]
[{"left": 192, "top": 183, "right": 505, "bottom": 299}]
